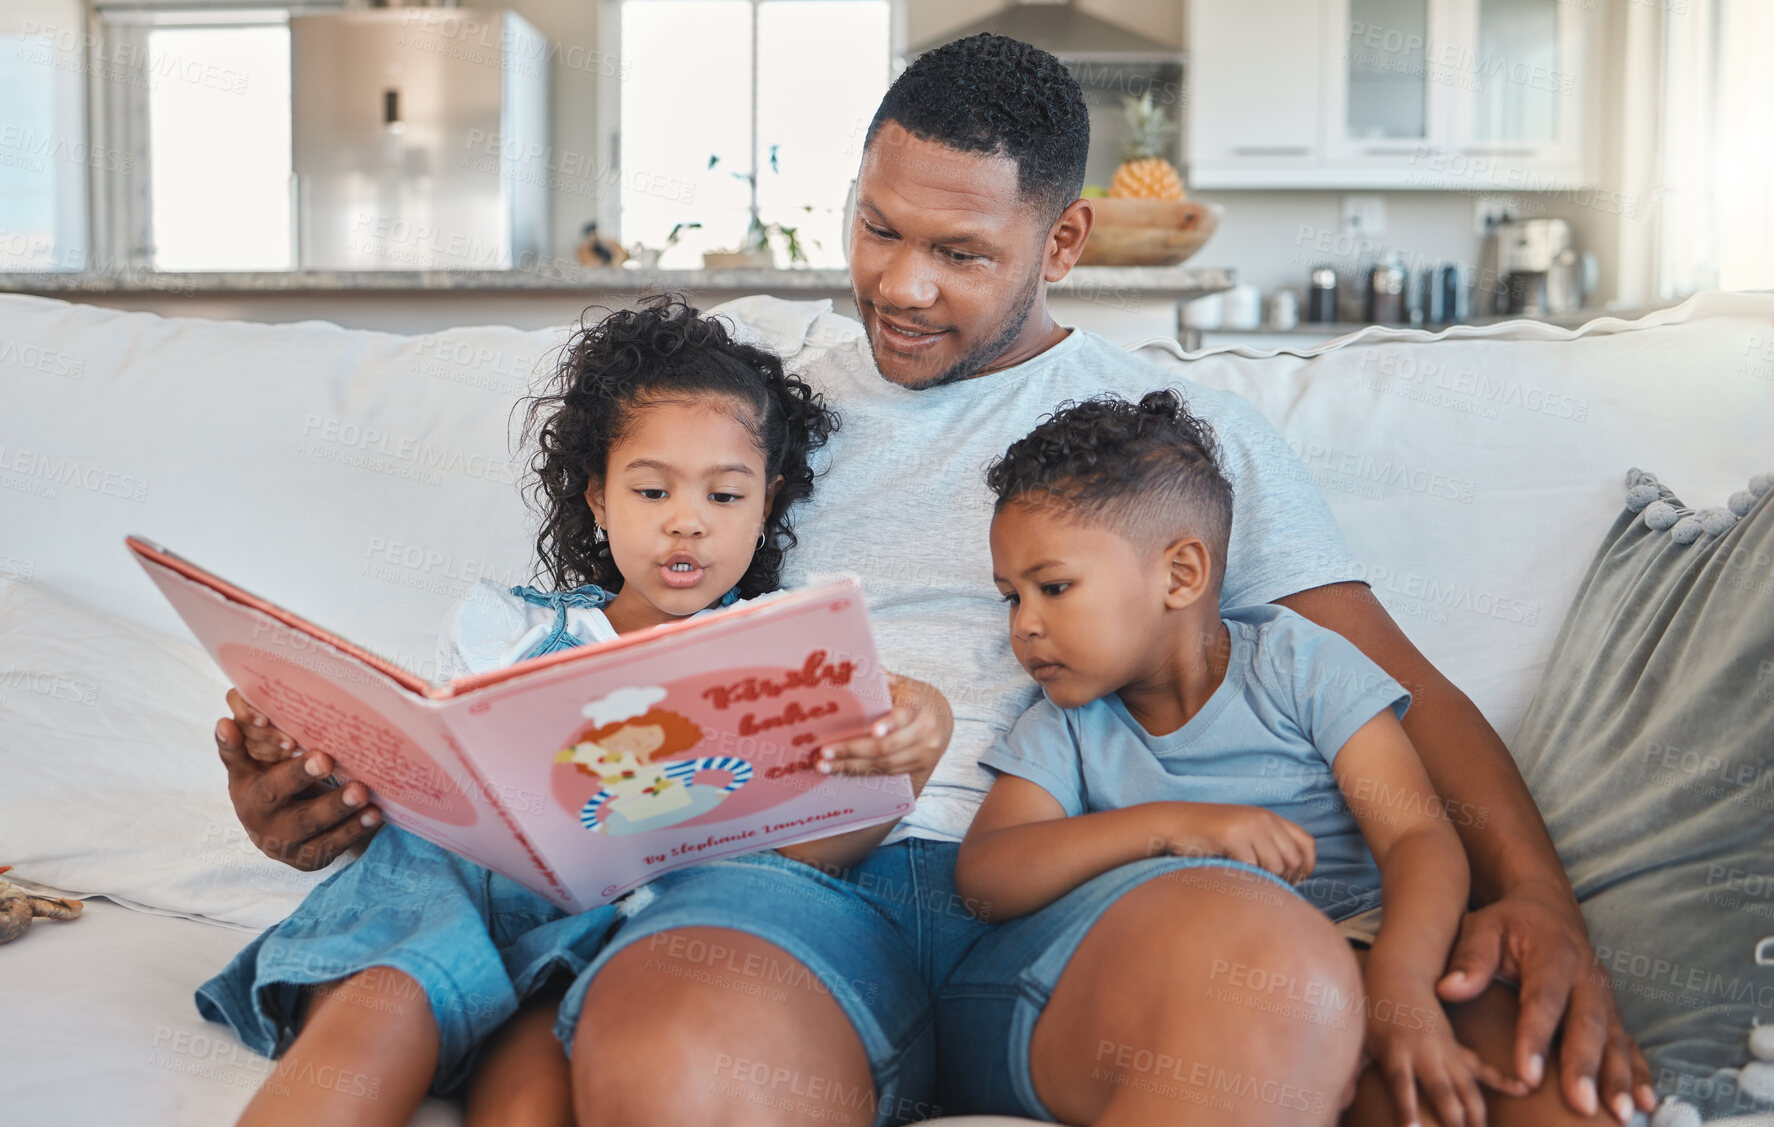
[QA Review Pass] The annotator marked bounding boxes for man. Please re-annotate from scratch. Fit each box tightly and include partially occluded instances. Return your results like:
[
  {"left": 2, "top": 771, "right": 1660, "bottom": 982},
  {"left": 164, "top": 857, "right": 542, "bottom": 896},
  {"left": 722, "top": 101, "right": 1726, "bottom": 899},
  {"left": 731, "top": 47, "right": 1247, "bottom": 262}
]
[{"left": 218, "top": 34, "right": 1653, "bottom": 1127}]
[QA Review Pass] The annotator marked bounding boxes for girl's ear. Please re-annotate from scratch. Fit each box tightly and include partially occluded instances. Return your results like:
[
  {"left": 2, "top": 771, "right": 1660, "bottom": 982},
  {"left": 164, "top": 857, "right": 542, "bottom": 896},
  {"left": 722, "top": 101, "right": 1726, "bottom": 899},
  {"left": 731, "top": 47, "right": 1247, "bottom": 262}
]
[
  {"left": 757, "top": 473, "right": 786, "bottom": 531},
  {"left": 583, "top": 477, "right": 608, "bottom": 527}
]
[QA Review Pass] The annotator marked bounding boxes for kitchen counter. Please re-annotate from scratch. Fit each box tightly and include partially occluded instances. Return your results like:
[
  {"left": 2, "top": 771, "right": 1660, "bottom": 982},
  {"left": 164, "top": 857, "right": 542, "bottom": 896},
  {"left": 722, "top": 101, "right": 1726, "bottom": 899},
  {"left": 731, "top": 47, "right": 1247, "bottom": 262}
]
[
  {"left": 1198, "top": 303, "right": 1677, "bottom": 338},
  {"left": 0, "top": 263, "right": 1236, "bottom": 340},
  {"left": 0, "top": 264, "right": 1236, "bottom": 301}
]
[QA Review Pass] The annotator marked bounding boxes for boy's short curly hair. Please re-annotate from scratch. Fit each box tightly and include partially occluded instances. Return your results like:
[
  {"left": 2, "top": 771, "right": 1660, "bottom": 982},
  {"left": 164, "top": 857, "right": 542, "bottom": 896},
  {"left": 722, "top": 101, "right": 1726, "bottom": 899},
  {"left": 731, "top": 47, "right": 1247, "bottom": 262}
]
[
  {"left": 985, "top": 390, "right": 1234, "bottom": 588},
  {"left": 519, "top": 292, "right": 838, "bottom": 598},
  {"left": 866, "top": 33, "right": 1090, "bottom": 225}
]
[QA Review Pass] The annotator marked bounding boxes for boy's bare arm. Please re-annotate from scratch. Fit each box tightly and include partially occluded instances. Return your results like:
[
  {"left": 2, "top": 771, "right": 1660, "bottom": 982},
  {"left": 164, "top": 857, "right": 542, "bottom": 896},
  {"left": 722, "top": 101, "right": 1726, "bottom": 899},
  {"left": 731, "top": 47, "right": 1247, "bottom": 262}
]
[
  {"left": 956, "top": 776, "right": 1163, "bottom": 919},
  {"left": 1331, "top": 709, "right": 1470, "bottom": 988},
  {"left": 956, "top": 779, "right": 1317, "bottom": 921},
  {"left": 1332, "top": 708, "right": 1537, "bottom": 1125}
]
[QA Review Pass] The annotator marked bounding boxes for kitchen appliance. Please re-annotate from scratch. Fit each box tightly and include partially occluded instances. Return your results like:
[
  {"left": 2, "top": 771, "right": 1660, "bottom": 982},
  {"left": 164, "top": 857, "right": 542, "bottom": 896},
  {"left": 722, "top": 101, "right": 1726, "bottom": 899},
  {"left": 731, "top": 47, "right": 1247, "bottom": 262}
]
[
  {"left": 1222, "top": 282, "right": 1262, "bottom": 330},
  {"left": 1364, "top": 257, "right": 1408, "bottom": 324},
  {"left": 1266, "top": 288, "right": 1299, "bottom": 331},
  {"left": 1405, "top": 268, "right": 1426, "bottom": 326},
  {"left": 291, "top": 9, "right": 550, "bottom": 271},
  {"left": 1181, "top": 292, "right": 1224, "bottom": 330},
  {"left": 1420, "top": 263, "right": 1469, "bottom": 325},
  {"left": 1306, "top": 267, "right": 1339, "bottom": 323},
  {"left": 1483, "top": 219, "right": 1597, "bottom": 316}
]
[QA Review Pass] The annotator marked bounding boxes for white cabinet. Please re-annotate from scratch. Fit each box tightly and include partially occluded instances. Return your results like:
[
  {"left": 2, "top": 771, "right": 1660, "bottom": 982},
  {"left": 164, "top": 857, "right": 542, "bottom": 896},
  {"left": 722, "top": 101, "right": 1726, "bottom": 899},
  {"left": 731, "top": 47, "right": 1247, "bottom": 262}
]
[
  {"left": 1438, "top": 0, "right": 1587, "bottom": 183},
  {"left": 1186, "top": 0, "right": 1592, "bottom": 189},
  {"left": 1187, "top": 0, "right": 1324, "bottom": 176}
]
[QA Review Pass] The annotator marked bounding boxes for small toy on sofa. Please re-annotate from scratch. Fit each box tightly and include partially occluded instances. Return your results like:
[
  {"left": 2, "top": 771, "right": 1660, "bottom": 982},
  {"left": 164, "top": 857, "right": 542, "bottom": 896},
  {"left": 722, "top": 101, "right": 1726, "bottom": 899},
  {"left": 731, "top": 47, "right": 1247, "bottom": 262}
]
[{"left": 0, "top": 866, "right": 83, "bottom": 944}]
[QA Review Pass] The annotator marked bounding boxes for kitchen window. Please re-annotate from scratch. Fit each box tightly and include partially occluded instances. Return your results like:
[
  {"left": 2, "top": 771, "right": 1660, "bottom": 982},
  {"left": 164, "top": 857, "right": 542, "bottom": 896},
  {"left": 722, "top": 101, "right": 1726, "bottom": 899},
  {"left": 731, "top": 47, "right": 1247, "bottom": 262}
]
[
  {"left": 141, "top": 20, "right": 293, "bottom": 270},
  {"left": 614, "top": 0, "right": 893, "bottom": 268},
  {"left": 0, "top": 2, "right": 323, "bottom": 273},
  {"left": 1, "top": 0, "right": 90, "bottom": 269}
]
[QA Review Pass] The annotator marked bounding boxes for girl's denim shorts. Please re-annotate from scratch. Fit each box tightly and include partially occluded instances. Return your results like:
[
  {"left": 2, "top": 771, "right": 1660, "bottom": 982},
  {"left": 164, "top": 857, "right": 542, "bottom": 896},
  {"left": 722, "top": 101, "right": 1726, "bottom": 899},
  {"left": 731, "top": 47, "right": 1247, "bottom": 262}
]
[{"left": 195, "top": 826, "right": 618, "bottom": 1097}]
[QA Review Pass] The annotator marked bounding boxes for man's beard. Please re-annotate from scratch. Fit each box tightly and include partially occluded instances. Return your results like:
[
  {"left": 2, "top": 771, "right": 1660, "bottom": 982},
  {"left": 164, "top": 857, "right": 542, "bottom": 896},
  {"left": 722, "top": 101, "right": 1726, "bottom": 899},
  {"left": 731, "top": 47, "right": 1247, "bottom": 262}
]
[{"left": 860, "top": 267, "right": 1042, "bottom": 390}]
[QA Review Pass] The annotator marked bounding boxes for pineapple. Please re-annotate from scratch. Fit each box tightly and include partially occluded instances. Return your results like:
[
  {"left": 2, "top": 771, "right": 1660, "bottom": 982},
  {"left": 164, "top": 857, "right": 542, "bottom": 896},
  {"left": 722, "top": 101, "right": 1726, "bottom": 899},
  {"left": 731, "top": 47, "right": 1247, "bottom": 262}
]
[{"left": 1108, "top": 92, "right": 1186, "bottom": 201}]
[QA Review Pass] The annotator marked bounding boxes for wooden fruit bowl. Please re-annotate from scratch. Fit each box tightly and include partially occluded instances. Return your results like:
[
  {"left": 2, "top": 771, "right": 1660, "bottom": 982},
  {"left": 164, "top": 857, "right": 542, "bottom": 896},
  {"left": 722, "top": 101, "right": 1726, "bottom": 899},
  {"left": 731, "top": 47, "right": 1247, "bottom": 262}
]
[{"left": 1077, "top": 198, "right": 1222, "bottom": 267}]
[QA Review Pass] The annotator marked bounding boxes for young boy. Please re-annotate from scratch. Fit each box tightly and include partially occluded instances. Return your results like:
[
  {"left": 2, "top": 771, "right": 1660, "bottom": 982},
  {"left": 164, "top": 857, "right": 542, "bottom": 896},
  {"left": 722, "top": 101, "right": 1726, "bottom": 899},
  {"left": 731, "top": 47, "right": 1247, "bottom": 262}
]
[{"left": 957, "top": 389, "right": 1513, "bottom": 1127}]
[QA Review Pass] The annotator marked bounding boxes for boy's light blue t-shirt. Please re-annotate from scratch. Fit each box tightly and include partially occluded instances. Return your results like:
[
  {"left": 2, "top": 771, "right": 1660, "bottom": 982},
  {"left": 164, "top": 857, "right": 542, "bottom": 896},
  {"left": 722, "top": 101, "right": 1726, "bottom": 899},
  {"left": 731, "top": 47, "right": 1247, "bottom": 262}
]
[{"left": 978, "top": 604, "right": 1410, "bottom": 921}]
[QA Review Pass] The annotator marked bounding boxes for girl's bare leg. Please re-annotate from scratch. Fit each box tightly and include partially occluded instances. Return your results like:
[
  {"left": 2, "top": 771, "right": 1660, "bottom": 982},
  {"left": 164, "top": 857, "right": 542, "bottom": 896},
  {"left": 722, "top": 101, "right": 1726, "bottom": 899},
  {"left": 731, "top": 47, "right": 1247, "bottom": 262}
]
[
  {"left": 463, "top": 983, "right": 575, "bottom": 1127},
  {"left": 236, "top": 966, "right": 439, "bottom": 1127}
]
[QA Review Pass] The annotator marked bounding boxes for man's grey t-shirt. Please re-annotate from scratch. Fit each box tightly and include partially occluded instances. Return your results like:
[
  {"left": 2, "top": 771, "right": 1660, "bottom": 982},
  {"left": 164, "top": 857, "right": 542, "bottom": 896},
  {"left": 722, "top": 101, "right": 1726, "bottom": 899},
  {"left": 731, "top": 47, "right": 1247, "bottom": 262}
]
[{"left": 711, "top": 296, "right": 1365, "bottom": 844}]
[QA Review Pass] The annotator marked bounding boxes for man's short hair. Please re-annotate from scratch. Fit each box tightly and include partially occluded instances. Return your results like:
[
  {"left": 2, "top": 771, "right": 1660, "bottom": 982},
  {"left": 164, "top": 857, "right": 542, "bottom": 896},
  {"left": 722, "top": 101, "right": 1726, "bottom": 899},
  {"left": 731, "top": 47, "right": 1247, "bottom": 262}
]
[
  {"left": 985, "top": 390, "right": 1235, "bottom": 588},
  {"left": 865, "top": 33, "right": 1090, "bottom": 226}
]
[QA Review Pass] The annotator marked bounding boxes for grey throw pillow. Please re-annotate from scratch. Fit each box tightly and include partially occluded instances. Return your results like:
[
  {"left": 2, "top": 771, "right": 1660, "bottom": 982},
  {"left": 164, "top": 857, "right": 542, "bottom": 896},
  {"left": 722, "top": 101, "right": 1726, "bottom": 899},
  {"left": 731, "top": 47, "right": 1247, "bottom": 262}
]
[{"left": 1510, "top": 469, "right": 1774, "bottom": 1118}]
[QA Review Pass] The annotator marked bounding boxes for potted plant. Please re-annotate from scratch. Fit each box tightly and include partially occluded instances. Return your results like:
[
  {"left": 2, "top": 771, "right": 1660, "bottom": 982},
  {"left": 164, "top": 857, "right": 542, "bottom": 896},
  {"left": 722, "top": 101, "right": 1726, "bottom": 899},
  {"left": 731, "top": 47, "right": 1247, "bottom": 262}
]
[
  {"left": 701, "top": 146, "right": 818, "bottom": 269},
  {"left": 626, "top": 222, "right": 701, "bottom": 270}
]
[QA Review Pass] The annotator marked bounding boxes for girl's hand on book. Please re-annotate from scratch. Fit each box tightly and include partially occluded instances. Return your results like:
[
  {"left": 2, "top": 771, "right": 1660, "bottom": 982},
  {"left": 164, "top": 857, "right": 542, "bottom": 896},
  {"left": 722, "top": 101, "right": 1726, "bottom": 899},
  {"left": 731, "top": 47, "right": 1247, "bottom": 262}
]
[
  {"left": 816, "top": 673, "right": 952, "bottom": 790},
  {"left": 1159, "top": 802, "right": 1317, "bottom": 884}
]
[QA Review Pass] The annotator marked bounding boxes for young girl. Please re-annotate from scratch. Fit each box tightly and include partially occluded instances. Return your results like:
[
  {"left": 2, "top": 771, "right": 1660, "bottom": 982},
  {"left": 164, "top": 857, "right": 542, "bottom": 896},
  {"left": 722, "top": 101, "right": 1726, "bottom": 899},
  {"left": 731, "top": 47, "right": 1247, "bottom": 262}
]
[{"left": 201, "top": 294, "right": 953, "bottom": 1127}]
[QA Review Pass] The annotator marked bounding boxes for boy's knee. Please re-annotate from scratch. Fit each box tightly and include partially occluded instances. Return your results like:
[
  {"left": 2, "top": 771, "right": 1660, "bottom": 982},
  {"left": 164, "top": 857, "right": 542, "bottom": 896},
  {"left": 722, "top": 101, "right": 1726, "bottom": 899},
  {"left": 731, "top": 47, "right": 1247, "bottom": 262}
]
[{"left": 1086, "top": 872, "right": 1364, "bottom": 1026}]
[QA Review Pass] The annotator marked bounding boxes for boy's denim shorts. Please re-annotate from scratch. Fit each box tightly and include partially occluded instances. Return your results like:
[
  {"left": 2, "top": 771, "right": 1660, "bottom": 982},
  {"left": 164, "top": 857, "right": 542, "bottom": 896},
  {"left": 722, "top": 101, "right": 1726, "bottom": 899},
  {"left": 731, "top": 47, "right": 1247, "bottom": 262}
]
[
  {"left": 195, "top": 826, "right": 618, "bottom": 1097},
  {"left": 556, "top": 839, "right": 1306, "bottom": 1125},
  {"left": 933, "top": 854, "right": 1307, "bottom": 1120}
]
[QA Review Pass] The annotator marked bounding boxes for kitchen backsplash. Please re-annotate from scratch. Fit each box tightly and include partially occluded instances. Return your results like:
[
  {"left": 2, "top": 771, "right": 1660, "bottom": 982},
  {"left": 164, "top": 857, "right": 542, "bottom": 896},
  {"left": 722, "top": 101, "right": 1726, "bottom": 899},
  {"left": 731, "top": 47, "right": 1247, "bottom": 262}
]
[{"left": 1188, "top": 187, "right": 1620, "bottom": 321}]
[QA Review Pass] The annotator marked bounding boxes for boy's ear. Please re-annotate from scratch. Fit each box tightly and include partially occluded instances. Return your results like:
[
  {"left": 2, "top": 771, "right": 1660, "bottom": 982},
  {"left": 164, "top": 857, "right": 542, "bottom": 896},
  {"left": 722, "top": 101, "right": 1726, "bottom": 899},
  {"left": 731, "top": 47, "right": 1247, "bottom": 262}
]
[
  {"left": 583, "top": 477, "right": 608, "bottom": 526},
  {"left": 1161, "top": 537, "right": 1215, "bottom": 611}
]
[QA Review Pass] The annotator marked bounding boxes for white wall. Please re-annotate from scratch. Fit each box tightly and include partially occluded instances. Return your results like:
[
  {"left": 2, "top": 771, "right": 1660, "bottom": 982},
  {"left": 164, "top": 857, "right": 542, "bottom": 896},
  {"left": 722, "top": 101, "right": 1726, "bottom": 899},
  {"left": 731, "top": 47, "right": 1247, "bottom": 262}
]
[{"left": 907, "top": 0, "right": 1186, "bottom": 50}]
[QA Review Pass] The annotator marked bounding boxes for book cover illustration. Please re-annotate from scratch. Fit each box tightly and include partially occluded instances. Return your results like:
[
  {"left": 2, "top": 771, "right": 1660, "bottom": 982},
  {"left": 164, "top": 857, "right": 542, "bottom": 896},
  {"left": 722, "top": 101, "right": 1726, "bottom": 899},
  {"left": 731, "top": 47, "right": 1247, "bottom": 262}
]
[{"left": 128, "top": 536, "right": 914, "bottom": 909}]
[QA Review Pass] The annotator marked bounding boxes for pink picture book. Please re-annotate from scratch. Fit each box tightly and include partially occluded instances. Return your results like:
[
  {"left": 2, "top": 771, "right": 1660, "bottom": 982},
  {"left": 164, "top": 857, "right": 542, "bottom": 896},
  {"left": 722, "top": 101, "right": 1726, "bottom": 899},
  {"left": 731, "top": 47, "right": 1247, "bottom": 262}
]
[{"left": 127, "top": 536, "right": 913, "bottom": 911}]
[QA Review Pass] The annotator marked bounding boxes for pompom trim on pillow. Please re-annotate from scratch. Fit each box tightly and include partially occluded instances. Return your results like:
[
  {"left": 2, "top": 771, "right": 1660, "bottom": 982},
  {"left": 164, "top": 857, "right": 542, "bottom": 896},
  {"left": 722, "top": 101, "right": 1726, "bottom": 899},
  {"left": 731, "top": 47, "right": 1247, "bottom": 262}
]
[{"left": 1624, "top": 467, "right": 1773, "bottom": 543}]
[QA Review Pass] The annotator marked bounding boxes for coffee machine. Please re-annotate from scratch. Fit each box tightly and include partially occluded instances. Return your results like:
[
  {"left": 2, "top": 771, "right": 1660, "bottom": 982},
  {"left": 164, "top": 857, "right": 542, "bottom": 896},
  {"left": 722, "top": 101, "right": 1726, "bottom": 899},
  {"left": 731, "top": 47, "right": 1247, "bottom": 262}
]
[{"left": 1481, "top": 218, "right": 1597, "bottom": 317}]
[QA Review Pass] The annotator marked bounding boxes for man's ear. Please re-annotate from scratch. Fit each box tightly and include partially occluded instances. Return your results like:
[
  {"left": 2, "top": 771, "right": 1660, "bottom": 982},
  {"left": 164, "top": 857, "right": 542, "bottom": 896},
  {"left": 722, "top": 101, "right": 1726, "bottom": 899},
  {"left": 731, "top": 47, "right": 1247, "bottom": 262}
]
[
  {"left": 1043, "top": 198, "right": 1095, "bottom": 282},
  {"left": 1161, "top": 537, "right": 1215, "bottom": 611},
  {"left": 583, "top": 477, "right": 608, "bottom": 528}
]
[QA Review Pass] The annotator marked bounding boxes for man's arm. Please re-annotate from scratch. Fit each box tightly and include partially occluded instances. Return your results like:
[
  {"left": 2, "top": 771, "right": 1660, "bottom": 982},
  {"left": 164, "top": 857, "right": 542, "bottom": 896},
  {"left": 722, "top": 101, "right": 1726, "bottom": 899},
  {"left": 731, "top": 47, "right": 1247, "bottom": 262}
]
[{"left": 1275, "top": 582, "right": 1655, "bottom": 1124}]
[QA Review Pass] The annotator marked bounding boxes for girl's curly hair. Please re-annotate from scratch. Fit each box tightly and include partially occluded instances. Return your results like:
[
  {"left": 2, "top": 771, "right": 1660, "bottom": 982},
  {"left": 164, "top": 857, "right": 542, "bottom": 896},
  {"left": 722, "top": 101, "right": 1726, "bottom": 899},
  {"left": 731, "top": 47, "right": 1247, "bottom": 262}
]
[
  {"left": 518, "top": 292, "right": 838, "bottom": 598},
  {"left": 984, "top": 389, "right": 1234, "bottom": 582}
]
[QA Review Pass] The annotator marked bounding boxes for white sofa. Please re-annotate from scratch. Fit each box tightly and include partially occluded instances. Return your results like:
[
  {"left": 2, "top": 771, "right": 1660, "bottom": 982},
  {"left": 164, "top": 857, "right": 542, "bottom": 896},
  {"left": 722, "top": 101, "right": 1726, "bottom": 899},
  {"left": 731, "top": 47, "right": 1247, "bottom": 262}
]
[{"left": 3, "top": 289, "right": 1772, "bottom": 1126}]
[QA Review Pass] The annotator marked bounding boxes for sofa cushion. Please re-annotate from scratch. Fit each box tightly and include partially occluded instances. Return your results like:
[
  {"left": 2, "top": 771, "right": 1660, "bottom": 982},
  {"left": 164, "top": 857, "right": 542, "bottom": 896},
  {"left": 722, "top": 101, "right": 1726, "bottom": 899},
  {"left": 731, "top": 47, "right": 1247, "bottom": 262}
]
[
  {"left": 0, "top": 577, "right": 345, "bottom": 928},
  {"left": 1129, "top": 291, "right": 1774, "bottom": 739},
  {"left": 1509, "top": 469, "right": 1774, "bottom": 1118},
  {"left": 0, "top": 293, "right": 567, "bottom": 668}
]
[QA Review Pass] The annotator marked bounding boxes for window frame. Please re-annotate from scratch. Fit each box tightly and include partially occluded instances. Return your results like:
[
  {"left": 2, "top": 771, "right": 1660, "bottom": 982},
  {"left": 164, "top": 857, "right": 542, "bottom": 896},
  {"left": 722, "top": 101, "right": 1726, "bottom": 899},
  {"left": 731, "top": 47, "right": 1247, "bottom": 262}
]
[
  {"left": 598, "top": 0, "right": 904, "bottom": 246},
  {"left": 85, "top": 1, "right": 341, "bottom": 272}
]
